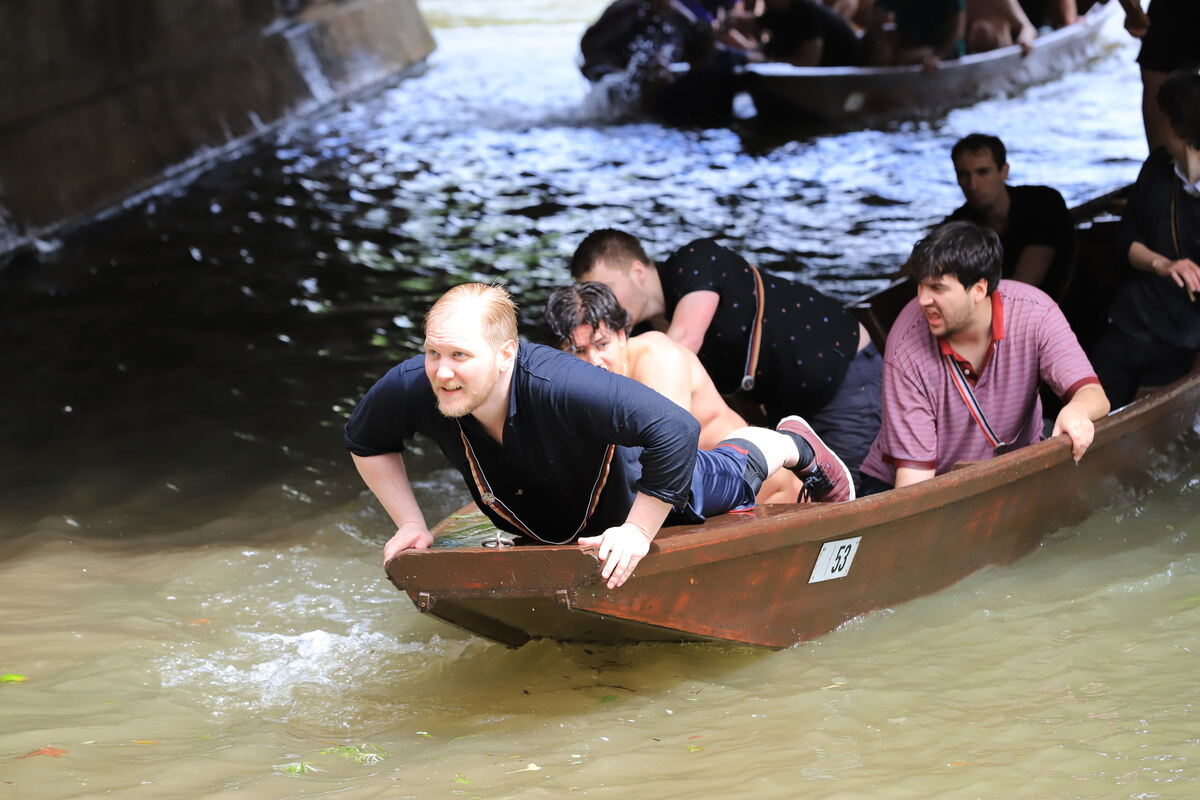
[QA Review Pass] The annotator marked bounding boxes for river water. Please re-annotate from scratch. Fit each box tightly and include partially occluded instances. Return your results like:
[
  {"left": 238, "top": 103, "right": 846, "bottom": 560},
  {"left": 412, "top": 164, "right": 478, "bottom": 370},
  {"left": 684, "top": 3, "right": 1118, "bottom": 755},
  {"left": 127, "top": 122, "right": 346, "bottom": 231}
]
[{"left": 3, "top": 2, "right": 1198, "bottom": 798}]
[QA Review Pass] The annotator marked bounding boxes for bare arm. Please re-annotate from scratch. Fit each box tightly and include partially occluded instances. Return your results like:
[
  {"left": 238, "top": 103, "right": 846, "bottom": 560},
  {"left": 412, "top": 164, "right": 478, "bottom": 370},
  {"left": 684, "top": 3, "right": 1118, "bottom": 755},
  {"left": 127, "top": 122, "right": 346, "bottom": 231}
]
[
  {"left": 937, "top": 10, "right": 967, "bottom": 60},
  {"left": 352, "top": 452, "right": 434, "bottom": 563},
  {"left": 786, "top": 37, "right": 825, "bottom": 67},
  {"left": 1009, "top": 0, "right": 1037, "bottom": 52},
  {"left": 894, "top": 466, "right": 936, "bottom": 488},
  {"left": 1050, "top": 0, "right": 1076, "bottom": 27},
  {"left": 1128, "top": 241, "right": 1200, "bottom": 296},
  {"left": 666, "top": 290, "right": 720, "bottom": 353},
  {"left": 577, "top": 492, "right": 673, "bottom": 589},
  {"left": 1115, "top": 0, "right": 1149, "bottom": 36},
  {"left": 1051, "top": 383, "right": 1110, "bottom": 462},
  {"left": 1010, "top": 244, "right": 1056, "bottom": 289},
  {"left": 632, "top": 334, "right": 695, "bottom": 411}
]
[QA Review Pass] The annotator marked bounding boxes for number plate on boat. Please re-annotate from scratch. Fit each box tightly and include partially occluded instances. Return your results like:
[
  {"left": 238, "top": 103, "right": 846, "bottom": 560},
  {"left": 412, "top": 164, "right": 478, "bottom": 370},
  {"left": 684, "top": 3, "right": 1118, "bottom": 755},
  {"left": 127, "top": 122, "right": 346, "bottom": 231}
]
[{"left": 809, "top": 537, "right": 862, "bottom": 583}]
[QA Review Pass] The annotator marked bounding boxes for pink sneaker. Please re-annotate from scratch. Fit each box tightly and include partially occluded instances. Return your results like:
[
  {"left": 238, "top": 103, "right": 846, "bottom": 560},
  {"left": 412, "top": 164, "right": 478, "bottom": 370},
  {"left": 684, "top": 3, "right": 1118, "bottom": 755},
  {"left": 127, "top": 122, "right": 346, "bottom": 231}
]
[{"left": 776, "top": 416, "right": 855, "bottom": 503}]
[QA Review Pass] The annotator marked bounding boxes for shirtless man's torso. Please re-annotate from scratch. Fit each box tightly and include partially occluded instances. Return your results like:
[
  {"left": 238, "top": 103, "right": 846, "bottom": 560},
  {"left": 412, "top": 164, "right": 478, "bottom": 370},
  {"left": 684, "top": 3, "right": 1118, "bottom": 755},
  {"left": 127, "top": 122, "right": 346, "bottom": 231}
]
[{"left": 570, "top": 324, "right": 804, "bottom": 504}]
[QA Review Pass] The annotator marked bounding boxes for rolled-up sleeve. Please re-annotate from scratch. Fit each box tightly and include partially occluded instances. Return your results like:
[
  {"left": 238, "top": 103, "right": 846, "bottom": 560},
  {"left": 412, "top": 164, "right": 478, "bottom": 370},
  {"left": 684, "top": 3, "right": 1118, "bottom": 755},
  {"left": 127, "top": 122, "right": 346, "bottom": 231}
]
[{"left": 343, "top": 358, "right": 430, "bottom": 457}]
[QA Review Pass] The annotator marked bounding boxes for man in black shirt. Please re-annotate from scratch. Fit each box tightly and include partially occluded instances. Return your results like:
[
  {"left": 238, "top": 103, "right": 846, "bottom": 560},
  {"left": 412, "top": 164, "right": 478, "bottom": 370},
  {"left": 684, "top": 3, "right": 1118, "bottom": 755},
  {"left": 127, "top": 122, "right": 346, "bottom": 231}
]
[
  {"left": 344, "top": 283, "right": 854, "bottom": 590},
  {"left": 943, "top": 133, "right": 1076, "bottom": 301}
]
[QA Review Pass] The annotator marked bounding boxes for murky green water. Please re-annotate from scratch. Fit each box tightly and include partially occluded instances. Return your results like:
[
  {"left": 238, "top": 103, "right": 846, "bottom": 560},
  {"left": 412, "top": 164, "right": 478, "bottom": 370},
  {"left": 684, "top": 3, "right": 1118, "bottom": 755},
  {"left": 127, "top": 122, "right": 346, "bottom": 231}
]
[{"left": 2, "top": 2, "right": 1197, "bottom": 798}]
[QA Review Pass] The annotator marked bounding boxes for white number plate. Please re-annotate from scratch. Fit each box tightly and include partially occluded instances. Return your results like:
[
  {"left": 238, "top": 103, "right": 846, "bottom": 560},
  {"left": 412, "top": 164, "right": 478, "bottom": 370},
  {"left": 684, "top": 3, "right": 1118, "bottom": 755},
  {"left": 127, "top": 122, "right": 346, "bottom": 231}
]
[{"left": 808, "top": 537, "right": 862, "bottom": 583}]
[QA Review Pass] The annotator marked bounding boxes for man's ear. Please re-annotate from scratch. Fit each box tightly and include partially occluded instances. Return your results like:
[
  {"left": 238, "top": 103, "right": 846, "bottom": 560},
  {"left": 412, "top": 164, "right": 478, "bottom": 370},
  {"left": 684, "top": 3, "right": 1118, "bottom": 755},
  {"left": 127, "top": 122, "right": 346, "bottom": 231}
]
[
  {"left": 497, "top": 338, "right": 519, "bottom": 371},
  {"left": 970, "top": 278, "right": 990, "bottom": 302},
  {"left": 629, "top": 259, "right": 648, "bottom": 286},
  {"left": 999, "top": 162, "right": 1010, "bottom": 182}
]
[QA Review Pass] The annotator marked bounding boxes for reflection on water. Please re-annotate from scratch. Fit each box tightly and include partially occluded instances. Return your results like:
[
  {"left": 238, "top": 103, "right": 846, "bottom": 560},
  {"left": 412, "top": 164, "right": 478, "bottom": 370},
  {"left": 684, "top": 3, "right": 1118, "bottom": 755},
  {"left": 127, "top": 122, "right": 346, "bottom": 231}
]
[{"left": 2, "top": 4, "right": 1194, "bottom": 798}]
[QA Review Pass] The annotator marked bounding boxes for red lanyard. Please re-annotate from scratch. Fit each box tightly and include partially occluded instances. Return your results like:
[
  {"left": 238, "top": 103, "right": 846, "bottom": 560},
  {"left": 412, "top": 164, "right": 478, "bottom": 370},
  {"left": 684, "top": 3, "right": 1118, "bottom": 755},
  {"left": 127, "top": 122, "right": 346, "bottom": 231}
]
[
  {"left": 457, "top": 424, "right": 615, "bottom": 544},
  {"left": 942, "top": 349, "right": 1019, "bottom": 450}
]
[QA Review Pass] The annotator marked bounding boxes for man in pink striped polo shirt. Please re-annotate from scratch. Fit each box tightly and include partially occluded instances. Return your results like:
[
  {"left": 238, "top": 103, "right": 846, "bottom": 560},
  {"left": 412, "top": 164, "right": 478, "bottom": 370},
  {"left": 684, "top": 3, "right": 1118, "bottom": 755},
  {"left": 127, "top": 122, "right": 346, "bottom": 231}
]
[{"left": 860, "top": 221, "right": 1110, "bottom": 493}]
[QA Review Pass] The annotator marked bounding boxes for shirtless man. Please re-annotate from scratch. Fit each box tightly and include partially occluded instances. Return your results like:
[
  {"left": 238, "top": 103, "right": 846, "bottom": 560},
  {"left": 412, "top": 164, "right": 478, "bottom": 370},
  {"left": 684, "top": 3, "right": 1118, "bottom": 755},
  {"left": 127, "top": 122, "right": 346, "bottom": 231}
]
[
  {"left": 965, "top": 0, "right": 1036, "bottom": 54},
  {"left": 569, "top": 230, "right": 880, "bottom": 493},
  {"left": 545, "top": 282, "right": 806, "bottom": 503}
]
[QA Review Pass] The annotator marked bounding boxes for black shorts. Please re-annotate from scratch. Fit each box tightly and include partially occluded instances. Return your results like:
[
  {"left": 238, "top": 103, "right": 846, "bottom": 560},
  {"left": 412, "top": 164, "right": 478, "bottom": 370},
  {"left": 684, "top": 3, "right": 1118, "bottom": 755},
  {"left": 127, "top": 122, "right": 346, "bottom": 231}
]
[
  {"left": 1137, "top": 0, "right": 1200, "bottom": 73},
  {"left": 672, "top": 439, "right": 767, "bottom": 523}
]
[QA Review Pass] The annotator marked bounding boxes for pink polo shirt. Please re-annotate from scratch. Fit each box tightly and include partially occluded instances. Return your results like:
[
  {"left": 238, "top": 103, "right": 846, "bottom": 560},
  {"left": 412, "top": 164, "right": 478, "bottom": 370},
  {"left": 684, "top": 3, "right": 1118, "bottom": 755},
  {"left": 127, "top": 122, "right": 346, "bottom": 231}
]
[{"left": 860, "top": 280, "right": 1099, "bottom": 484}]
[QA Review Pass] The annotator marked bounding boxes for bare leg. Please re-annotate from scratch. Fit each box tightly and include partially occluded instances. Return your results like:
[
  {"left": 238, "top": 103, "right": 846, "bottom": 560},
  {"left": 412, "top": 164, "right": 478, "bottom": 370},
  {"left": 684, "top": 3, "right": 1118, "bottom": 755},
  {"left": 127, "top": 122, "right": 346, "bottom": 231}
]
[
  {"left": 1142, "top": 68, "right": 1169, "bottom": 151},
  {"left": 721, "top": 426, "right": 798, "bottom": 474}
]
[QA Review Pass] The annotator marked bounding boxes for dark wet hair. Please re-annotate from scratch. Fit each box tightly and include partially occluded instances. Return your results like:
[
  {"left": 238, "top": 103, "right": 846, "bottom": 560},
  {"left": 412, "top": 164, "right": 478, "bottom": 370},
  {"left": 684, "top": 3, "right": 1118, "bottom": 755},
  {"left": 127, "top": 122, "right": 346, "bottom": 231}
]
[
  {"left": 906, "top": 221, "right": 1003, "bottom": 294},
  {"left": 951, "top": 133, "right": 1007, "bottom": 168},
  {"left": 568, "top": 229, "right": 652, "bottom": 279},
  {"left": 544, "top": 282, "right": 632, "bottom": 350},
  {"left": 1157, "top": 69, "right": 1200, "bottom": 151}
]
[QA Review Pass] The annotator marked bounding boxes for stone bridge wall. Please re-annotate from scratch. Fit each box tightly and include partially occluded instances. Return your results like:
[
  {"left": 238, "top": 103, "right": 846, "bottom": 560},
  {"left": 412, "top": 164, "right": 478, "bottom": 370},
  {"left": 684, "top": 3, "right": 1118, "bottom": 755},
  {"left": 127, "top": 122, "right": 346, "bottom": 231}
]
[{"left": 0, "top": 0, "right": 435, "bottom": 251}]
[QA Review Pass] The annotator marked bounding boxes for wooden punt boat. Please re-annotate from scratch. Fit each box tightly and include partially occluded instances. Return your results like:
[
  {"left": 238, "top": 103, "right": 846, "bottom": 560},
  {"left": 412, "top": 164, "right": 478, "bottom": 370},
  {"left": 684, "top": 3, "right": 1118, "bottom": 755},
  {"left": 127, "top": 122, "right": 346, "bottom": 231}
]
[
  {"left": 384, "top": 189, "right": 1200, "bottom": 648},
  {"left": 740, "top": 1, "right": 1116, "bottom": 126}
]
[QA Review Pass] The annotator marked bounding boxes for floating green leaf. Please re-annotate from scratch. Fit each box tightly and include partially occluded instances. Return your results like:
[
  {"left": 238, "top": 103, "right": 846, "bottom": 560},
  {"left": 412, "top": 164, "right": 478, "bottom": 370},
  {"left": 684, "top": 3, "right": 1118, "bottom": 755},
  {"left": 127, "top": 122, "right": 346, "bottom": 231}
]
[
  {"left": 686, "top": 745, "right": 704, "bottom": 753},
  {"left": 597, "top": 694, "right": 617, "bottom": 704},
  {"left": 453, "top": 773, "right": 473, "bottom": 785},
  {"left": 321, "top": 743, "right": 388, "bottom": 765},
  {"left": 274, "top": 761, "right": 323, "bottom": 776},
  {"left": 1, "top": 674, "right": 27, "bottom": 683}
]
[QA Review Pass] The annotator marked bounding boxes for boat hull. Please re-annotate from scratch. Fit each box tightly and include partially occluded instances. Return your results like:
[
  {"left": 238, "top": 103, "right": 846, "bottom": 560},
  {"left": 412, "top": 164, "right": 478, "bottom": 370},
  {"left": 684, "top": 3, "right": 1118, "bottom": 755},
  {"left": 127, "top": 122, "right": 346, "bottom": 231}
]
[
  {"left": 388, "top": 369, "right": 1200, "bottom": 648},
  {"left": 741, "top": 3, "right": 1115, "bottom": 125}
]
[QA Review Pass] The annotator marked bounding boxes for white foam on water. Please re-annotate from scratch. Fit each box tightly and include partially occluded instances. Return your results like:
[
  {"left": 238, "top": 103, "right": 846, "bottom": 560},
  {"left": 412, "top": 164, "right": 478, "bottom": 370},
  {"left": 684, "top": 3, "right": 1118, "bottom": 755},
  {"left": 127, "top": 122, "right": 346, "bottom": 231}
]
[{"left": 157, "top": 622, "right": 471, "bottom": 726}]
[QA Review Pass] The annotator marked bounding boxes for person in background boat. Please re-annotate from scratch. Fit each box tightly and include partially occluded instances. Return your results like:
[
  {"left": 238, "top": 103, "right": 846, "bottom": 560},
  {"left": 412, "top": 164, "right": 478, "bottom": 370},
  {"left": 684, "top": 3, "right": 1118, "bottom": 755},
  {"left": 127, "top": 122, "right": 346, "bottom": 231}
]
[
  {"left": 964, "top": 0, "right": 1037, "bottom": 55},
  {"left": 822, "top": 0, "right": 874, "bottom": 31},
  {"left": 754, "top": 0, "right": 865, "bottom": 66},
  {"left": 544, "top": 282, "right": 805, "bottom": 504},
  {"left": 579, "top": 0, "right": 750, "bottom": 122},
  {"left": 579, "top": 0, "right": 713, "bottom": 83},
  {"left": 569, "top": 229, "right": 881, "bottom": 493},
  {"left": 863, "top": 0, "right": 966, "bottom": 73},
  {"left": 859, "top": 221, "right": 1109, "bottom": 493},
  {"left": 1017, "top": 0, "right": 1076, "bottom": 31},
  {"left": 942, "top": 133, "right": 1076, "bottom": 301},
  {"left": 1089, "top": 69, "right": 1200, "bottom": 408},
  {"left": 345, "top": 283, "right": 854, "bottom": 590},
  {"left": 1115, "top": 0, "right": 1200, "bottom": 150}
]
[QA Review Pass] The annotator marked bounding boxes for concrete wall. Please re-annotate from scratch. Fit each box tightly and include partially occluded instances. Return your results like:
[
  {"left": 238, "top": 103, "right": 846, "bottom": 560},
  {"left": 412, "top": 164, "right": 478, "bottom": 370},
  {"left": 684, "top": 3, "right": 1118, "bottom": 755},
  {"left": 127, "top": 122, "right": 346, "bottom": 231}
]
[{"left": 0, "top": 0, "right": 435, "bottom": 250}]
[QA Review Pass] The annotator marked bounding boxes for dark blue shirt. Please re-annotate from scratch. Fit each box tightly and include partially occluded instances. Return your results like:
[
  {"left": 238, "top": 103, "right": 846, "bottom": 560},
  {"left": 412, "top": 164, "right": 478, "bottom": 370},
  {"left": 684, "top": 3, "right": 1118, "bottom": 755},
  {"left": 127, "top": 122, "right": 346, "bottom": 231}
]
[{"left": 344, "top": 343, "right": 701, "bottom": 543}]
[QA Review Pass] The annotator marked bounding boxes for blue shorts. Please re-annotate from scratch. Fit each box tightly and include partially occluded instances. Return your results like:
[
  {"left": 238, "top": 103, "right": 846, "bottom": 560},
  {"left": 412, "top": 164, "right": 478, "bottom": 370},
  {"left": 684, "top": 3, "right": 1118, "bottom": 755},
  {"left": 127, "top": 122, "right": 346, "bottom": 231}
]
[{"left": 672, "top": 439, "right": 767, "bottom": 524}]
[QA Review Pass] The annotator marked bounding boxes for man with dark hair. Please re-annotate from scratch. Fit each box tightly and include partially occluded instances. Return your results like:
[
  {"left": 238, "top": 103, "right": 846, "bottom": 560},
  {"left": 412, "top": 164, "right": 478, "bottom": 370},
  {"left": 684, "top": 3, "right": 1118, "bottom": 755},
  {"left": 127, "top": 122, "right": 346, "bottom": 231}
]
[
  {"left": 569, "top": 229, "right": 881, "bottom": 493},
  {"left": 1091, "top": 69, "right": 1200, "bottom": 407},
  {"left": 943, "top": 132, "right": 1076, "bottom": 300},
  {"left": 859, "top": 222, "right": 1109, "bottom": 492},
  {"left": 756, "top": 0, "right": 864, "bottom": 66},
  {"left": 345, "top": 283, "right": 853, "bottom": 591},
  {"left": 545, "top": 282, "right": 806, "bottom": 503}
]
